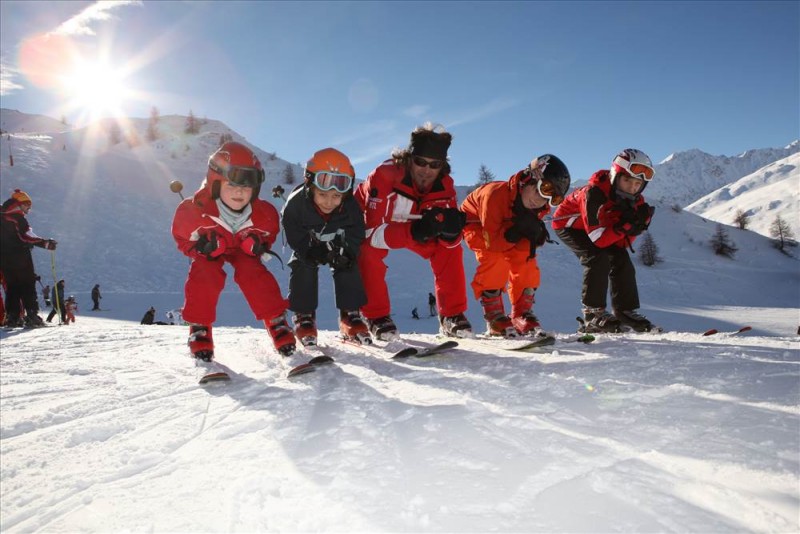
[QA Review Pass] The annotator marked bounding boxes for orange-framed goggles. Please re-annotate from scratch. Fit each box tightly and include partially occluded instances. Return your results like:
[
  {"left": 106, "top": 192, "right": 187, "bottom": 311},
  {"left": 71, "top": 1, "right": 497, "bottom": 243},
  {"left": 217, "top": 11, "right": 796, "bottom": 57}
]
[
  {"left": 313, "top": 171, "right": 354, "bottom": 193},
  {"left": 536, "top": 179, "right": 564, "bottom": 207},
  {"left": 615, "top": 159, "right": 655, "bottom": 181}
]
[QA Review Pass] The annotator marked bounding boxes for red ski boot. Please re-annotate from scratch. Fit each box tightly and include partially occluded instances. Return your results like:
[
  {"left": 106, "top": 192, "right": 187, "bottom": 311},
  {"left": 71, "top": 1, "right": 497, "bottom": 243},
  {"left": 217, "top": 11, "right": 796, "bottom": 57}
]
[
  {"left": 339, "top": 310, "right": 372, "bottom": 345},
  {"left": 510, "top": 289, "right": 541, "bottom": 336},
  {"left": 266, "top": 314, "right": 297, "bottom": 356},
  {"left": 292, "top": 312, "right": 317, "bottom": 347},
  {"left": 188, "top": 324, "right": 214, "bottom": 361},
  {"left": 480, "top": 290, "right": 517, "bottom": 338}
]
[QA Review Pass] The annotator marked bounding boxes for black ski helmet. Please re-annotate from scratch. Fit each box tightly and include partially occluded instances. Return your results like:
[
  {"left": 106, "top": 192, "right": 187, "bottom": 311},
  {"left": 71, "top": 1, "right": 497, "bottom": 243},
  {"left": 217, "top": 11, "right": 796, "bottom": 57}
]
[{"left": 520, "top": 154, "right": 571, "bottom": 199}]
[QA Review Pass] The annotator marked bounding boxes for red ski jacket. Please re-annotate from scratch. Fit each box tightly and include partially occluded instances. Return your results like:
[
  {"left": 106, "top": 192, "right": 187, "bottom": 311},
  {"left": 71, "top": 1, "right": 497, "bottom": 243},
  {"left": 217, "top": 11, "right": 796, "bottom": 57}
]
[
  {"left": 354, "top": 160, "right": 462, "bottom": 250},
  {"left": 552, "top": 170, "right": 649, "bottom": 249},
  {"left": 172, "top": 185, "right": 280, "bottom": 260}
]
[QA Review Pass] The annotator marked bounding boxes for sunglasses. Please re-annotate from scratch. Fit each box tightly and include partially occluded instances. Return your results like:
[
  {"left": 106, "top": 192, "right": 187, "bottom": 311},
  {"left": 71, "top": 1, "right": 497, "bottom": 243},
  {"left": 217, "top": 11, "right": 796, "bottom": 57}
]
[
  {"left": 210, "top": 160, "right": 265, "bottom": 188},
  {"left": 536, "top": 179, "right": 564, "bottom": 207},
  {"left": 412, "top": 156, "right": 445, "bottom": 170},
  {"left": 313, "top": 171, "right": 354, "bottom": 193}
]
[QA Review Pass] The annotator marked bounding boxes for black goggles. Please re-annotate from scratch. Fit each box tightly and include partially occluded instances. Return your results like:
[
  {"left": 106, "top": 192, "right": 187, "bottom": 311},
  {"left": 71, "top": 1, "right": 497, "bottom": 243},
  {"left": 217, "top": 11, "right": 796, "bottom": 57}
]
[{"left": 209, "top": 161, "right": 265, "bottom": 187}]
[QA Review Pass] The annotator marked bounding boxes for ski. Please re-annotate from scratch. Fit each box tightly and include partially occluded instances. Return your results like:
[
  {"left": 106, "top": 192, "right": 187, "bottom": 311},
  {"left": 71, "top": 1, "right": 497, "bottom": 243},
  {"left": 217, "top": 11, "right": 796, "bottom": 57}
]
[
  {"left": 702, "top": 325, "right": 752, "bottom": 336},
  {"left": 456, "top": 333, "right": 594, "bottom": 354},
  {"left": 287, "top": 344, "right": 336, "bottom": 378},
  {"left": 392, "top": 340, "right": 459, "bottom": 359},
  {"left": 196, "top": 359, "right": 231, "bottom": 385}
]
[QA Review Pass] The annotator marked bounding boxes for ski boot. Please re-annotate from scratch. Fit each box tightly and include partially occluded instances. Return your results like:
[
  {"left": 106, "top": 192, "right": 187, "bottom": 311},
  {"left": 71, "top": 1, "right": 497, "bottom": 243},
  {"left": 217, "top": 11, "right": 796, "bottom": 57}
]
[
  {"left": 614, "top": 309, "right": 656, "bottom": 332},
  {"left": 480, "top": 290, "right": 517, "bottom": 338},
  {"left": 188, "top": 324, "right": 214, "bottom": 361},
  {"left": 24, "top": 311, "right": 45, "bottom": 329},
  {"left": 292, "top": 312, "right": 317, "bottom": 347},
  {"left": 439, "top": 312, "right": 474, "bottom": 338},
  {"left": 266, "top": 313, "right": 296, "bottom": 356},
  {"left": 510, "top": 289, "right": 541, "bottom": 336},
  {"left": 579, "top": 307, "right": 623, "bottom": 334},
  {"left": 339, "top": 310, "right": 372, "bottom": 345},
  {"left": 366, "top": 315, "right": 399, "bottom": 342}
]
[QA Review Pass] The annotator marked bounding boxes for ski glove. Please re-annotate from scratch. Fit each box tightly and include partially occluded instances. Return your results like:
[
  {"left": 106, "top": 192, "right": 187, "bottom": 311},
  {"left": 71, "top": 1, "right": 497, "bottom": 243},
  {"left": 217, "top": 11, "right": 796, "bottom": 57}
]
[
  {"left": 438, "top": 208, "right": 467, "bottom": 242},
  {"left": 240, "top": 232, "right": 270, "bottom": 257},
  {"left": 410, "top": 207, "right": 444, "bottom": 243},
  {"left": 40, "top": 239, "right": 57, "bottom": 250},
  {"left": 306, "top": 242, "right": 330, "bottom": 265},
  {"left": 194, "top": 231, "right": 226, "bottom": 260},
  {"left": 615, "top": 203, "right": 655, "bottom": 236},
  {"left": 327, "top": 235, "right": 356, "bottom": 270},
  {"left": 504, "top": 212, "right": 542, "bottom": 244}
]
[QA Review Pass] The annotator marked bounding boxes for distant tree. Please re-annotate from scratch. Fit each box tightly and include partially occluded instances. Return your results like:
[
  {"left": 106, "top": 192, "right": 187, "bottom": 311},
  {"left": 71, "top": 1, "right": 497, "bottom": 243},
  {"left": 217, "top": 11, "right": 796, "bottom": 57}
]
[
  {"left": 60, "top": 115, "right": 68, "bottom": 126},
  {"left": 282, "top": 164, "right": 296, "bottom": 185},
  {"left": 710, "top": 223, "right": 738, "bottom": 258},
  {"left": 769, "top": 215, "right": 796, "bottom": 251},
  {"left": 638, "top": 232, "right": 663, "bottom": 267},
  {"left": 146, "top": 107, "right": 160, "bottom": 142},
  {"left": 126, "top": 129, "right": 141, "bottom": 147},
  {"left": 184, "top": 110, "right": 200, "bottom": 135},
  {"left": 733, "top": 209, "right": 749, "bottom": 230},
  {"left": 218, "top": 133, "right": 233, "bottom": 147},
  {"left": 476, "top": 164, "right": 496, "bottom": 187}
]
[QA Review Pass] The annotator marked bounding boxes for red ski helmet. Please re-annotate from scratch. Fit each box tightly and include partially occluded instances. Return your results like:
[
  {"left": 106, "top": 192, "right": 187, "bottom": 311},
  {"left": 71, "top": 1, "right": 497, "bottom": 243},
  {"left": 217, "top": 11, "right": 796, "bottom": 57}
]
[{"left": 205, "top": 142, "right": 265, "bottom": 200}]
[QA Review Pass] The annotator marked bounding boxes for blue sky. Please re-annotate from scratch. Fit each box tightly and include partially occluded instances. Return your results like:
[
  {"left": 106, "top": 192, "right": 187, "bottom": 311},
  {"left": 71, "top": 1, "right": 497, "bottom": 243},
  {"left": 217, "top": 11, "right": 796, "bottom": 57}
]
[{"left": 1, "top": 1, "right": 797, "bottom": 186}]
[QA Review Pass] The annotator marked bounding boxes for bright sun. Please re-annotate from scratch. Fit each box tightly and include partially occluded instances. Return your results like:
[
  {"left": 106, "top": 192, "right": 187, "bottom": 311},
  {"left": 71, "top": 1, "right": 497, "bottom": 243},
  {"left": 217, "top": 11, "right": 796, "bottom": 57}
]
[{"left": 62, "top": 59, "right": 131, "bottom": 119}]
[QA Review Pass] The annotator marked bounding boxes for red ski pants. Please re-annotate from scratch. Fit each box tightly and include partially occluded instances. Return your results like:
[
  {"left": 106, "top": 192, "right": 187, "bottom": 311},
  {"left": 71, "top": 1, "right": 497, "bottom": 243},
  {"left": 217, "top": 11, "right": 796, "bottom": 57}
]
[
  {"left": 469, "top": 247, "right": 540, "bottom": 306},
  {"left": 358, "top": 241, "right": 467, "bottom": 319},
  {"left": 182, "top": 250, "right": 288, "bottom": 326}
]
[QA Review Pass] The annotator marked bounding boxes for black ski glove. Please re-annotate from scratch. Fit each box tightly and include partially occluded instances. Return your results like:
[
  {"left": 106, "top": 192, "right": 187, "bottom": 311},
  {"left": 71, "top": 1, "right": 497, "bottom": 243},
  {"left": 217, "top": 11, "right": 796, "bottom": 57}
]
[
  {"left": 306, "top": 242, "right": 330, "bottom": 265},
  {"left": 411, "top": 207, "right": 444, "bottom": 243},
  {"left": 615, "top": 203, "right": 654, "bottom": 236},
  {"left": 327, "top": 234, "right": 356, "bottom": 270},
  {"left": 240, "top": 233, "right": 269, "bottom": 256},
  {"left": 438, "top": 208, "right": 467, "bottom": 242},
  {"left": 504, "top": 211, "right": 541, "bottom": 243},
  {"left": 195, "top": 231, "right": 225, "bottom": 260}
]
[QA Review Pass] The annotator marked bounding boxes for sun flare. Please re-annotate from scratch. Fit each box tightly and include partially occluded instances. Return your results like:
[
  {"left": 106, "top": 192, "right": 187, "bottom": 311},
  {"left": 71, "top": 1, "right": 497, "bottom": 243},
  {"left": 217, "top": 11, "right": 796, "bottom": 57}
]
[{"left": 61, "top": 59, "right": 131, "bottom": 119}]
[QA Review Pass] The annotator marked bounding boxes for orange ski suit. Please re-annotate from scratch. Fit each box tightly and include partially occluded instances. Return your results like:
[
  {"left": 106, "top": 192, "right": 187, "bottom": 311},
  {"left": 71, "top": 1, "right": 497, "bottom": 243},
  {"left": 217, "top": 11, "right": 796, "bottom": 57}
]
[{"left": 460, "top": 170, "right": 550, "bottom": 310}]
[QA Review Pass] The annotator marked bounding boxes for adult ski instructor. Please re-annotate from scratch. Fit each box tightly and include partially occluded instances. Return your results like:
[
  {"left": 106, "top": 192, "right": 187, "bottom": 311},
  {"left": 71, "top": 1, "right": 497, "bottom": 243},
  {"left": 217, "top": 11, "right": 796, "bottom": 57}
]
[{"left": 354, "top": 123, "right": 472, "bottom": 340}]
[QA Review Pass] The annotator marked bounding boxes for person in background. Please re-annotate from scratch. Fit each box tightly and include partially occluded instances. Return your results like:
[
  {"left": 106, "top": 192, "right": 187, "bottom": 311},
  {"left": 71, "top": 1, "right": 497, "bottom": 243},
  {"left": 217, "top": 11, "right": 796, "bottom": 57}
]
[
  {"left": 461, "top": 155, "right": 571, "bottom": 337},
  {"left": 91, "top": 284, "right": 101, "bottom": 310},
  {"left": 428, "top": 292, "right": 436, "bottom": 316},
  {"left": 355, "top": 123, "right": 471, "bottom": 340},
  {"left": 65, "top": 295, "right": 78, "bottom": 324},
  {"left": 412, "top": 307, "right": 420, "bottom": 320},
  {"left": 141, "top": 306, "right": 156, "bottom": 325},
  {"left": 46, "top": 279, "right": 66, "bottom": 324},
  {"left": 552, "top": 148, "right": 657, "bottom": 333},
  {"left": 0, "top": 189, "right": 57, "bottom": 328},
  {"left": 281, "top": 148, "right": 369, "bottom": 346},
  {"left": 171, "top": 142, "right": 295, "bottom": 362},
  {"left": 42, "top": 283, "right": 51, "bottom": 308}
]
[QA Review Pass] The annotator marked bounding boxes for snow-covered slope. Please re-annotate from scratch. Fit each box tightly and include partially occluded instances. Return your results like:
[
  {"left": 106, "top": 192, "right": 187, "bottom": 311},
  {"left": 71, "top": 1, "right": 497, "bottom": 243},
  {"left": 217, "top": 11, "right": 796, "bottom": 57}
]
[
  {"left": 647, "top": 141, "right": 800, "bottom": 207},
  {"left": 1, "top": 317, "right": 798, "bottom": 533},
  {"left": 685, "top": 152, "right": 800, "bottom": 239}
]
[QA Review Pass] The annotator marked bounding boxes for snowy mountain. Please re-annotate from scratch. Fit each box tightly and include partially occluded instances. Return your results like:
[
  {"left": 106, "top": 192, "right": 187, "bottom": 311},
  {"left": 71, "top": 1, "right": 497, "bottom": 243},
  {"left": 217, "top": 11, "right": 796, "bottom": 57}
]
[
  {"left": 686, "top": 152, "right": 800, "bottom": 239},
  {"left": 646, "top": 141, "right": 800, "bottom": 208},
  {"left": 1, "top": 109, "right": 798, "bottom": 532}
]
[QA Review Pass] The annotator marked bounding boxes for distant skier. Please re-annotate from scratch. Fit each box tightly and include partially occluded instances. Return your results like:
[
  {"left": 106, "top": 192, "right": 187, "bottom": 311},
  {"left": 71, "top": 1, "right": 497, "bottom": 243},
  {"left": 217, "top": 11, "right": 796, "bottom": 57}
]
[
  {"left": 91, "top": 284, "right": 101, "bottom": 310},
  {"left": 42, "top": 284, "right": 51, "bottom": 307},
  {"left": 46, "top": 280, "right": 66, "bottom": 324},
  {"left": 165, "top": 308, "right": 183, "bottom": 325},
  {"left": 65, "top": 295, "right": 77, "bottom": 324},
  {"left": 141, "top": 306, "right": 156, "bottom": 325},
  {"left": 552, "top": 149, "right": 657, "bottom": 333},
  {"left": 428, "top": 293, "right": 436, "bottom": 317},
  {"left": 0, "top": 189, "right": 57, "bottom": 328},
  {"left": 412, "top": 307, "right": 420, "bottom": 320}
]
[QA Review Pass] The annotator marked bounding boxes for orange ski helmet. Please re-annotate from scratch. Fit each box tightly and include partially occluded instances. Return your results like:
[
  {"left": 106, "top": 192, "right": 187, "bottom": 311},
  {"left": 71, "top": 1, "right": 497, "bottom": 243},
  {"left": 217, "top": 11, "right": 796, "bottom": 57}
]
[{"left": 205, "top": 142, "right": 265, "bottom": 199}]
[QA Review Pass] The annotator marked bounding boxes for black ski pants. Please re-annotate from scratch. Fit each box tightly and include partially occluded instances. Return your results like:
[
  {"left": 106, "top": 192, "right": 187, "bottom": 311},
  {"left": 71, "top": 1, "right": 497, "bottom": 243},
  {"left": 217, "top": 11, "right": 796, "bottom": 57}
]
[
  {"left": 555, "top": 227, "right": 640, "bottom": 312},
  {"left": 287, "top": 258, "right": 367, "bottom": 315}
]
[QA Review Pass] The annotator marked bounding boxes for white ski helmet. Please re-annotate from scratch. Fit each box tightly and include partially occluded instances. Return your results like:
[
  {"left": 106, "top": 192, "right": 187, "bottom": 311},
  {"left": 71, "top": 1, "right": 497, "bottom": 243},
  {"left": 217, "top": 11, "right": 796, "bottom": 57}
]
[{"left": 610, "top": 148, "right": 655, "bottom": 190}]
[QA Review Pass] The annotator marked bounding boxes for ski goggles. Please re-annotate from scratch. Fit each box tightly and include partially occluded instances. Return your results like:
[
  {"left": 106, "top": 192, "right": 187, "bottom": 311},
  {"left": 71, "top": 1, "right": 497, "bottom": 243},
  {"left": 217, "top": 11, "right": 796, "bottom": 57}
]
[
  {"left": 536, "top": 179, "right": 564, "bottom": 207},
  {"left": 412, "top": 156, "right": 446, "bottom": 170},
  {"left": 614, "top": 158, "right": 655, "bottom": 181},
  {"left": 312, "top": 171, "right": 354, "bottom": 193},
  {"left": 209, "top": 160, "right": 265, "bottom": 188}
]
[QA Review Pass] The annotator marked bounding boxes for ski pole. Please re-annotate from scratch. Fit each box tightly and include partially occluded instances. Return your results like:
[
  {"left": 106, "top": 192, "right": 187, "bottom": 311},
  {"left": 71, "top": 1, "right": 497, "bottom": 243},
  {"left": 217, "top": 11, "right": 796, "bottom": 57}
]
[{"left": 50, "top": 250, "right": 62, "bottom": 325}]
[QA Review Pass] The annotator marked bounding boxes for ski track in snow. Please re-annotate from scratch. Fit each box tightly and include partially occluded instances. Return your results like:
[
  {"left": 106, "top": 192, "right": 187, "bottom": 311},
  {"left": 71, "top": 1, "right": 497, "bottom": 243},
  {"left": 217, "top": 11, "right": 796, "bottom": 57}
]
[{"left": 1, "top": 318, "right": 798, "bottom": 533}]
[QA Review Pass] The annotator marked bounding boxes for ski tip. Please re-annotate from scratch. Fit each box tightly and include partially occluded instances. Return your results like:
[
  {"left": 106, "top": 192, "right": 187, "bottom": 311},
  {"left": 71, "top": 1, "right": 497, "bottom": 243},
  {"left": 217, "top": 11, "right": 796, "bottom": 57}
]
[
  {"left": 307, "top": 355, "right": 334, "bottom": 366},
  {"left": 287, "top": 363, "right": 315, "bottom": 378},
  {"left": 391, "top": 347, "right": 418, "bottom": 359},
  {"left": 198, "top": 372, "right": 230, "bottom": 385},
  {"left": 738, "top": 326, "right": 753, "bottom": 333},
  {"left": 702, "top": 329, "right": 719, "bottom": 336},
  {"left": 576, "top": 334, "right": 595, "bottom": 343}
]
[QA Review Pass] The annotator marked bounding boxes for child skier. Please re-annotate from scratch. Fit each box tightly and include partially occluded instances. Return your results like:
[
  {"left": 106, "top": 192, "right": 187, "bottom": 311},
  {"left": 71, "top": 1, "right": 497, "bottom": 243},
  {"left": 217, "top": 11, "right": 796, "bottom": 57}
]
[
  {"left": 461, "top": 155, "right": 571, "bottom": 337},
  {"left": 552, "top": 148, "right": 657, "bottom": 333},
  {"left": 65, "top": 295, "right": 77, "bottom": 324},
  {"left": 172, "top": 141, "right": 295, "bottom": 362},
  {"left": 281, "top": 148, "right": 370, "bottom": 346}
]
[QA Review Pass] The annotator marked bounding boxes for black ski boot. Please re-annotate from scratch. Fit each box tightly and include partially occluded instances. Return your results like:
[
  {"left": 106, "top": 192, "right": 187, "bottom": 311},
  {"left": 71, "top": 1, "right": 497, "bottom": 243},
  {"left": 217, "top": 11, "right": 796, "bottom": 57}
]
[{"left": 615, "top": 310, "right": 655, "bottom": 332}]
